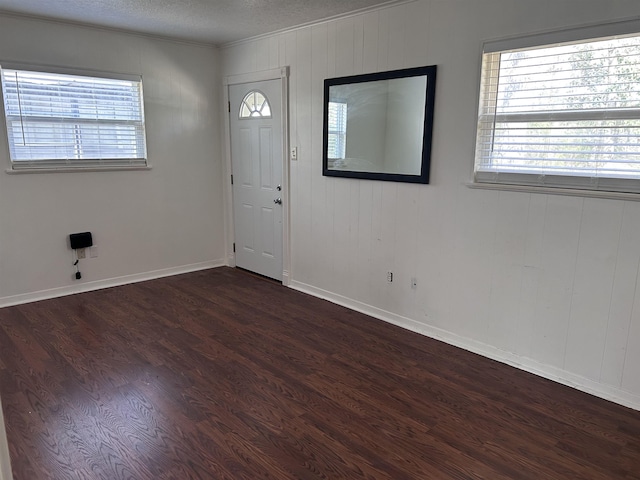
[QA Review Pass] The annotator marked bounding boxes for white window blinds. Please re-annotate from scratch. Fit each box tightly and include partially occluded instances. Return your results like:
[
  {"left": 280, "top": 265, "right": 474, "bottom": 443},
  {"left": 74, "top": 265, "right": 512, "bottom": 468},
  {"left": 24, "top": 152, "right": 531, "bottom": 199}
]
[
  {"left": 1, "top": 68, "right": 147, "bottom": 170},
  {"left": 327, "top": 101, "right": 347, "bottom": 160},
  {"left": 475, "top": 29, "right": 640, "bottom": 193}
]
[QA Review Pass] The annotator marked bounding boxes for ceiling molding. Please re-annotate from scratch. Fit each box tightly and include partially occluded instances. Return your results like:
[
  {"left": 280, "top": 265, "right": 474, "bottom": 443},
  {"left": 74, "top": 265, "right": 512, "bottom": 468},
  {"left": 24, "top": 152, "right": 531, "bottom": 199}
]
[{"left": 221, "top": 0, "right": 415, "bottom": 49}]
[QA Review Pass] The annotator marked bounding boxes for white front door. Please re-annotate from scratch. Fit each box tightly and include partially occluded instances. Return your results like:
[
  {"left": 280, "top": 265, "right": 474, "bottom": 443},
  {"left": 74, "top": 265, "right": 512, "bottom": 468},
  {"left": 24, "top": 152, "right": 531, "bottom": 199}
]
[{"left": 229, "top": 80, "right": 283, "bottom": 281}]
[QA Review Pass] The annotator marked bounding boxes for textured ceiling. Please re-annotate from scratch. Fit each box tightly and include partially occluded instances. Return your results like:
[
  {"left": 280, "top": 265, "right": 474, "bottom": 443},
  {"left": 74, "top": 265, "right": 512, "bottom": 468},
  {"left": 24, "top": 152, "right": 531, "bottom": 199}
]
[{"left": 0, "top": 0, "right": 403, "bottom": 45}]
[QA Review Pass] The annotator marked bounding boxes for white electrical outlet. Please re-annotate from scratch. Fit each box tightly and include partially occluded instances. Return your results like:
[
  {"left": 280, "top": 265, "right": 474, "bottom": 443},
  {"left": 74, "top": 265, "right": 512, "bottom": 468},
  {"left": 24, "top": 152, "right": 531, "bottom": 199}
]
[
  {"left": 291, "top": 147, "right": 298, "bottom": 161},
  {"left": 387, "top": 271, "right": 393, "bottom": 283},
  {"left": 77, "top": 248, "right": 86, "bottom": 259},
  {"left": 90, "top": 246, "right": 98, "bottom": 258}
]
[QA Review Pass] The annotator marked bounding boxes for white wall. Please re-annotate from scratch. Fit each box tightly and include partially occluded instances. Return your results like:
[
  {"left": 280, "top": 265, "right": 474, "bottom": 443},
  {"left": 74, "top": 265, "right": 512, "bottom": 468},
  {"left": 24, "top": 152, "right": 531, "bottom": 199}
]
[
  {"left": 222, "top": 0, "right": 640, "bottom": 409},
  {"left": 0, "top": 15, "right": 225, "bottom": 306}
]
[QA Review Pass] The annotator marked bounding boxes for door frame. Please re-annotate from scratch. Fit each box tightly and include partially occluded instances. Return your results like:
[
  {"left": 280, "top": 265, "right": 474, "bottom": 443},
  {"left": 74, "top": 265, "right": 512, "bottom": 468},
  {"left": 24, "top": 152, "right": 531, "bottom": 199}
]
[{"left": 222, "top": 67, "right": 291, "bottom": 285}]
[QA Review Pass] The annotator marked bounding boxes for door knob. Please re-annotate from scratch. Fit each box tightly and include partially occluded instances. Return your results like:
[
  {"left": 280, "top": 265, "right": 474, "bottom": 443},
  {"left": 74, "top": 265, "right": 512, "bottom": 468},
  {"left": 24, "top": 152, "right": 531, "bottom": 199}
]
[{"left": 274, "top": 197, "right": 282, "bottom": 205}]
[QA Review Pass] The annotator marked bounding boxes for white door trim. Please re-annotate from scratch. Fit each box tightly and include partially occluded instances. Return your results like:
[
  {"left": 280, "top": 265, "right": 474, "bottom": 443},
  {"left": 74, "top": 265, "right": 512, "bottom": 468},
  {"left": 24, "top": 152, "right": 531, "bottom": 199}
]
[{"left": 223, "top": 67, "right": 291, "bottom": 285}]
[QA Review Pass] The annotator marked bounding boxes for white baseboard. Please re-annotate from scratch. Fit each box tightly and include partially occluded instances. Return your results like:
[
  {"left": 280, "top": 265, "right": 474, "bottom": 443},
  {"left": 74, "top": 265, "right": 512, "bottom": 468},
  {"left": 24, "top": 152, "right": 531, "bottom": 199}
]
[
  {"left": 0, "top": 260, "right": 226, "bottom": 308},
  {"left": 0, "top": 397, "right": 12, "bottom": 480},
  {"left": 289, "top": 280, "right": 640, "bottom": 412}
]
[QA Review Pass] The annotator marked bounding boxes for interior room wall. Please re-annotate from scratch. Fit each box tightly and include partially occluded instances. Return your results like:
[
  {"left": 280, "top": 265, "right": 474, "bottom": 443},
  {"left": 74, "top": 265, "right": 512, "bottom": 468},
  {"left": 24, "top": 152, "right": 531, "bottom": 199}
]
[
  {"left": 0, "top": 14, "right": 225, "bottom": 306},
  {"left": 222, "top": 0, "right": 640, "bottom": 409}
]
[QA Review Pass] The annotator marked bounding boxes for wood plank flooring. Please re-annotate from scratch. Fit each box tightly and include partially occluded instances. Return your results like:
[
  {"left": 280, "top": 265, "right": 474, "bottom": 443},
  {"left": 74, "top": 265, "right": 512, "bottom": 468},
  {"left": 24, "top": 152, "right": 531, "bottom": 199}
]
[{"left": 0, "top": 267, "right": 639, "bottom": 479}]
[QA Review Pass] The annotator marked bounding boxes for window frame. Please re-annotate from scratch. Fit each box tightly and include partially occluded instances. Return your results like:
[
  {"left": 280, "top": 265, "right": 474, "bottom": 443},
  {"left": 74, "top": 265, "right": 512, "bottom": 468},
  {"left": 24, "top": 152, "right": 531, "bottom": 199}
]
[
  {"left": 473, "top": 19, "right": 640, "bottom": 195},
  {"left": 0, "top": 63, "right": 149, "bottom": 173},
  {"left": 238, "top": 89, "right": 272, "bottom": 119}
]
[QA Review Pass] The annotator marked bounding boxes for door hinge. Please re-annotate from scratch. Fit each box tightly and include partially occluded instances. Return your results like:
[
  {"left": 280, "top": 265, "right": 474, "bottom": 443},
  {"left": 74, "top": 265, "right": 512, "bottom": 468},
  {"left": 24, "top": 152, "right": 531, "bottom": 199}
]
[
  {"left": 233, "top": 242, "right": 236, "bottom": 253},
  {"left": 228, "top": 101, "right": 231, "bottom": 113},
  {"left": 230, "top": 174, "right": 234, "bottom": 185}
]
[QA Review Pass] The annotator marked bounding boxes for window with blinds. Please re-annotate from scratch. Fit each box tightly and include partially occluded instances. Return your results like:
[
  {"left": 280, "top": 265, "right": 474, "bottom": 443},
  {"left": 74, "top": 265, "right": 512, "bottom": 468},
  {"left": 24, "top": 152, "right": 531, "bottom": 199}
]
[
  {"left": 1, "top": 67, "right": 147, "bottom": 170},
  {"left": 327, "top": 101, "right": 347, "bottom": 160},
  {"left": 475, "top": 27, "right": 640, "bottom": 193}
]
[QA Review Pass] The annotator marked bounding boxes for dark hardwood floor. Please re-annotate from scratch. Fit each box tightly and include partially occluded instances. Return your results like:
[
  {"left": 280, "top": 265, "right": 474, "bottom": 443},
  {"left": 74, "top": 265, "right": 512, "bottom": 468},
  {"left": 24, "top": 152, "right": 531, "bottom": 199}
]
[{"left": 0, "top": 267, "right": 639, "bottom": 479}]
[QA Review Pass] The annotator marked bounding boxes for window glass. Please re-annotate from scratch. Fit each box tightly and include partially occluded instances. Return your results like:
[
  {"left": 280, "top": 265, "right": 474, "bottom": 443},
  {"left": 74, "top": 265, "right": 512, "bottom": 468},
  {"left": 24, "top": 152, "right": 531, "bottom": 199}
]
[
  {"left": 327, "top": 101, "right": 347, "bottom": 160},
  {"left": 475, "top": 33, "right": 640, "bottom": 193},
  {"left": 1, "top": 68, "right": 147, "bottom": 170},
  {"left": 239, "top": 91, "right": 272, "bottom": 118}
]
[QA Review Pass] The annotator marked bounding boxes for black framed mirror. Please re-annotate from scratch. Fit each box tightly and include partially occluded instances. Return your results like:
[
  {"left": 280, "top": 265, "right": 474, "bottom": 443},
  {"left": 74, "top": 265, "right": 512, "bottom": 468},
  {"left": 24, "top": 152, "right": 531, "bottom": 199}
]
[{"left": 322, "top": 65, "right": 437, "bottom": 184}]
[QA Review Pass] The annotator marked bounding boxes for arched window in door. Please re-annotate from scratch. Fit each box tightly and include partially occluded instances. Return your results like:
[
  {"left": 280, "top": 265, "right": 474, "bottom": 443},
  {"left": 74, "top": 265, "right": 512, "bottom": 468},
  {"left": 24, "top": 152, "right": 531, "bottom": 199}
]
[{"left": 239, "top": 90, "right": 272, "bottom": 118}]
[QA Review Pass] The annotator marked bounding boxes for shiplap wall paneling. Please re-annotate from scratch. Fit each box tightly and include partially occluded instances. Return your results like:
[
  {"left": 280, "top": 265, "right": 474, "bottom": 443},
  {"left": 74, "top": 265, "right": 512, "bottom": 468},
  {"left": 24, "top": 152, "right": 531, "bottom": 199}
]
[
  {"left": 392, "top": 185, "right": 420, "bottom": 318},
  {"left": 221, "top": 0, "right": 640, "bottom": 408},
  {"left": 623, "top": 291, "right": 640, "bottom": 395},
  {"left": 292, "top": 28, "right": 314, "bottom": 287},
  {"left": 312, "top": 25, "right": 337, "bottom": 292},
  {"left": 602, "top": 203, "right": 640, "bottom": 388},
  {"left": 445, "top": 187, "right": 497, "bottom": 344},
  {"left": 355, "top": 11, "right": 381, "bottom": 306},
  {"left": 412, "top": 185, "right": 448, "bottom": 331},
  {"left": 530, "top": 195, "right": 583, "bottom": 369},
  {"left": 564, "top": 200, "right": 623, "bottom": 381},
  {"left": 515, "top": 193, "right": 547, "bottom": 359},
  {"left": 362, "top": 12, "right": 379, "bottom": 74},
  {"left": 332, "top": 18, "right": 356, "bottom": 300},
  {"left": 486, "top": 191, "right": 530, "bottom": 353}
]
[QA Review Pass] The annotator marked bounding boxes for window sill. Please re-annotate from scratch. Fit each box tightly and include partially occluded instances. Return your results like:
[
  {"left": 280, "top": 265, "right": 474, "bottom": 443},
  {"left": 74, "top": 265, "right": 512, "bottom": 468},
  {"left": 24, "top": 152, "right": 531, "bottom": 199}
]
[
  {"left": 5, "top": 165, "right": 152, "bottom": 174},
  {"left": 466, "top": 181, "right": 640, "bottom": 202}
]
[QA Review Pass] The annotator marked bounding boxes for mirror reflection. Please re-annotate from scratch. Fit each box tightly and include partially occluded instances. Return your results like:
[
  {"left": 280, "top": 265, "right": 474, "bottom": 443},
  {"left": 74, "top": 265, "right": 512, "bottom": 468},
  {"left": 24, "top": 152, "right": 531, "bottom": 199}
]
[{"left": 323, "top": 65, "right": 437, "bottom": 184}]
